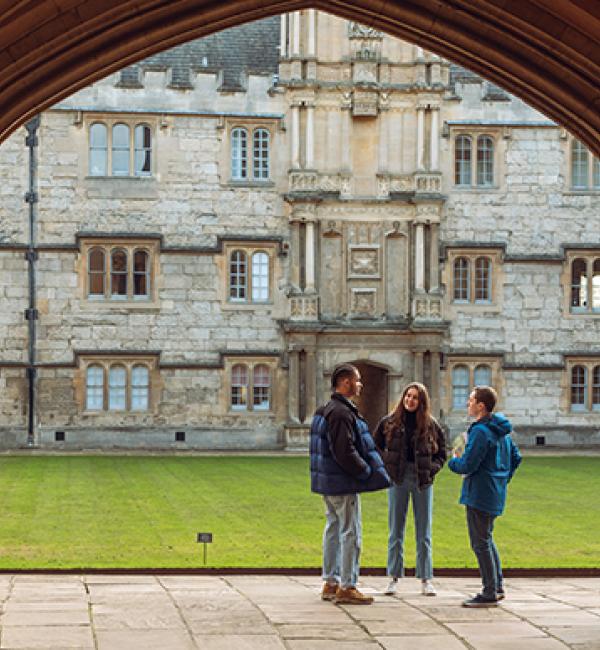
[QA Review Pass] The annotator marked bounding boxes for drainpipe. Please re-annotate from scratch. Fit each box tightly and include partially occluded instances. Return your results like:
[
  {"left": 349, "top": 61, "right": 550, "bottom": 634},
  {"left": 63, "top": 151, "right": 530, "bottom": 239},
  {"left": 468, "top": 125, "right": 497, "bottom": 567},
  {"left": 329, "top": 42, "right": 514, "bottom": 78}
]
[{"left": 24, "top": 116, "right": 40, "bottom": 447}]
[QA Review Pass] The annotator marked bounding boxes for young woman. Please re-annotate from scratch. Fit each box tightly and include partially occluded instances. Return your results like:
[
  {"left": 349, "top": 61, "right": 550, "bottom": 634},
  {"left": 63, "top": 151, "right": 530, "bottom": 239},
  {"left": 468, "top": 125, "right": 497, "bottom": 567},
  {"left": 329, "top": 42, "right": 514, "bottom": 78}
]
[{"left": 374, "top": 382, "right": 447, "bottom": 596}]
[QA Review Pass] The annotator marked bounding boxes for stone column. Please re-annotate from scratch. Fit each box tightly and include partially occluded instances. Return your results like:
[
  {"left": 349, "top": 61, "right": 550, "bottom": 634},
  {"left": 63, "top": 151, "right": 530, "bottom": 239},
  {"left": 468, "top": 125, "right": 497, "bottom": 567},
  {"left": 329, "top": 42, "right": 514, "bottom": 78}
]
[
  {"left": 291, "top": 104, "right": 300, "bottom": 169},
  {"left": 378, "top": 108, "right": 389, "bottom": 172},
  {"left": 430, "top": 351, "right": 441, "bottom": 418},
  {"left": 415, "top": 47, "right": 426, "bottom": 86},
  {"left": 280, "top": 14, "right": 287, "bottom": 58},
  {"left": 429, "top": 222, "right": 439, "bottom": 292},
  {"left": 416, "top": 106, "right": 425, "bottom": 170},
  {"left": 288, "top": 349, "right": 300, "bottom": 423},
  {"left": 341, "top": 103, "right": 351, "bottom": 171},
  {"left": 305, "top": 348, "right": 317, "bottom": 418},
  {"left": 414, "top": 352, "right": 424, "bottom": 383},
  {"left": 431, "top": 54, "right": 442, "bottom": 85},
  {"left": 414, "top": 221, "right": 425, "bottom": 291},
  {"left": 305, "top": 104, "right": 315, "bottom": 169},
  {"left": 305, "top": 220, "right": 316, "bottom": 293},
  {"left": 430, "top": 107, "right": 440, "bottom": 171},
  {"left": 291, "top": 11, "right": 301, "bottom": 57},
  {"left": 289, "top": 219, "right": 301, "bottom": 291},
  {"left": 307, "top": 9, "right": 316, "bottom": 57}
]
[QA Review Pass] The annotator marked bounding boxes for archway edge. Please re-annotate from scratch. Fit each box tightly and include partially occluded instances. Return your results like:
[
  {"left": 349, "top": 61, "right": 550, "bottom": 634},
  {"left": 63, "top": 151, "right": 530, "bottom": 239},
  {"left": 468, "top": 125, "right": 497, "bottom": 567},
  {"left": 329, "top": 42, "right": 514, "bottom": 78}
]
[{"left": 0, "top": 1, "right": 599, "bottom": 154}]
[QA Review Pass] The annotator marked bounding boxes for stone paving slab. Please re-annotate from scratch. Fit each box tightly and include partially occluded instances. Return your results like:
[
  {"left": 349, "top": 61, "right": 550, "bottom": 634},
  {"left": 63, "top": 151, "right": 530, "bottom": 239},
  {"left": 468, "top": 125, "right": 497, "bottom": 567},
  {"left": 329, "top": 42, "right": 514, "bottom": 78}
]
[{"left": 0, "top": 574, "right": 598, "bottom": 648}]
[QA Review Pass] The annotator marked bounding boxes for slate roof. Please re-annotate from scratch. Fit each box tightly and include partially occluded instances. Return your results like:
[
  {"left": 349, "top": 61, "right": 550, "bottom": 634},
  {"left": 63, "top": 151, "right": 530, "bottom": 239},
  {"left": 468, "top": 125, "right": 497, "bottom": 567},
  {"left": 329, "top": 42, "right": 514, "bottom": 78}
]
[
  {"left": 119, "top": 16, "right": 280, "bottom": 91},
  {"left": 449, "top": 63, "right": 510, "bottom": 100}
]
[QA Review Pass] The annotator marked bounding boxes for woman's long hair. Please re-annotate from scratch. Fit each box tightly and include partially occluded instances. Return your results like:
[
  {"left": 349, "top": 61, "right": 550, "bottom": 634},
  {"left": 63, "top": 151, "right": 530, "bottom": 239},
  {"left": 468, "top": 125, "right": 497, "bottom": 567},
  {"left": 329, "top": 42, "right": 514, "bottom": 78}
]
[{"left": 384, "top": 382, "right": 437, "bottom": 452}]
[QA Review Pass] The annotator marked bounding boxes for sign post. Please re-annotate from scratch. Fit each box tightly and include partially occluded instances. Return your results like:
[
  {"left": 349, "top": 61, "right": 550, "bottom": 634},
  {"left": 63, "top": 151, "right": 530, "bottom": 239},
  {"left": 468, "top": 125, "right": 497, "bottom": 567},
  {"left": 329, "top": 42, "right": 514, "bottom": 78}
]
[{"left": 196, "top": 532, "right": 213, "bottom": 565}]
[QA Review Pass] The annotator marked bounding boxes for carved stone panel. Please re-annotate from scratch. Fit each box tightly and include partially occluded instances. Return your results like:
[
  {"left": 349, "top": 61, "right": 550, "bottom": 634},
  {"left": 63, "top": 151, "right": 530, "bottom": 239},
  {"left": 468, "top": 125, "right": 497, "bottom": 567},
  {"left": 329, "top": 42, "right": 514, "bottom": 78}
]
[
  {"left": 386, "top": 232, "right": 409, "bottom": 318},
  {"left": 350, "top": 288, "right": 377, "bottom": 318},
  {"left": 348, "top": 22, "right": 383, "bottom": 39},
  {"left": 352, "top": 89, "right": 379, "bottom": 116},
  {"left": 320, "top": 234, "right": 343, "bottom": 319},
  {"left": 348, "top": 245, "right": 380, "bottom": 279}
]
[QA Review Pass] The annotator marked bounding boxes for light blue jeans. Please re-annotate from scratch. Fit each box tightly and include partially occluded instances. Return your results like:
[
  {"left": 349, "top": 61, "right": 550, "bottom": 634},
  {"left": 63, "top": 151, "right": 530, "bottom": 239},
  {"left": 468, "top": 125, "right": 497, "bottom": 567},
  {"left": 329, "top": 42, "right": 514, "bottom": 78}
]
[
  {"left": 322, "top": 494, "right": 361, "bottom": 588},
  {"left": 387, "top": 464, "right": 433, "bottom": 580}
]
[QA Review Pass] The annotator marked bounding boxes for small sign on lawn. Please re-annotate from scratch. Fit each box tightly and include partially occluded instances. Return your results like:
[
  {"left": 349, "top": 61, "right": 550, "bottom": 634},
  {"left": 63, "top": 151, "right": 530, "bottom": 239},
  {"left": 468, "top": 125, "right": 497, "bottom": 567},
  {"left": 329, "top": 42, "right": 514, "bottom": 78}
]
[{"left": 197, "top": 532, "right": 213, "bottom": 565}]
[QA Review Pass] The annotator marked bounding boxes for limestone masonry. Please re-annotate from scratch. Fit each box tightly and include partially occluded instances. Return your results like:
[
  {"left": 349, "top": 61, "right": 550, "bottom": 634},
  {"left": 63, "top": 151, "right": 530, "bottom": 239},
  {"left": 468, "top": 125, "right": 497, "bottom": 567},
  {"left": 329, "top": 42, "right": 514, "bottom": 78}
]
[{"left": 0, "top": 13, "right": 598, "bottom": 450}]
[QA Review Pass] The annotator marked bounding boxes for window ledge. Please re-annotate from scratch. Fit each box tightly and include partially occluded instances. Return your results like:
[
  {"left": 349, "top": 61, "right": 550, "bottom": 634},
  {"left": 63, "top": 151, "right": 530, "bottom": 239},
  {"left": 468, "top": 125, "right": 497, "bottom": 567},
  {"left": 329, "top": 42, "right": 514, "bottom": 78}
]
[
  {"left": 221, "top": 301, "right": 273, "bottom": 311},
  {"left": 564, "top": 189, "right": 600, "bottom": 195},
  {"left": 85, "top": 175, "right": 154, "bottom": 181},
  {"left": 226, "top": 180, "right": 275, "bottom": 188},
  {"left": 228, "top": 410, "right": 274, "bottom": 416},
  {"left": 451, "top": 185, "right": 500, "bottom": 192},
  {"left": 81, "top": 299, "right": 160, "bottom": 311},
  {"left": 449, "top": 302, "right": 500, "bottom": 313},
  {"left": 566, "top": 311, "right": 600, "bottom": 318}
]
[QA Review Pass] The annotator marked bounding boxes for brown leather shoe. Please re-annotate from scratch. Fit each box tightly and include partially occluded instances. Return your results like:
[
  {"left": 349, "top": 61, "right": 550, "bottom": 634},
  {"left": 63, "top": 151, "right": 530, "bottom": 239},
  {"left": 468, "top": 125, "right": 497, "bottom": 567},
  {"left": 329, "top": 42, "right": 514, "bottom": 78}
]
[
  {"left": 334, "top": 586, "right": 374, "bottom": 605},
  {"left": 321, "top": 582, "right": 338, "bottom": 601}
]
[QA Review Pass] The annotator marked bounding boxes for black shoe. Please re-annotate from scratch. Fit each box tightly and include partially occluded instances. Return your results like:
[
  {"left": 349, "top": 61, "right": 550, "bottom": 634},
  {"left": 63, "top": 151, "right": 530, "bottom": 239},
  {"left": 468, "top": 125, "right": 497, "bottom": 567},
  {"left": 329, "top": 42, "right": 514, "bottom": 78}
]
[
  {"left": 496, "top": 588, "right": 505, "bottom": 601},
  {"left": 462, "top": 593, "right": 499, "bottom": 608}
]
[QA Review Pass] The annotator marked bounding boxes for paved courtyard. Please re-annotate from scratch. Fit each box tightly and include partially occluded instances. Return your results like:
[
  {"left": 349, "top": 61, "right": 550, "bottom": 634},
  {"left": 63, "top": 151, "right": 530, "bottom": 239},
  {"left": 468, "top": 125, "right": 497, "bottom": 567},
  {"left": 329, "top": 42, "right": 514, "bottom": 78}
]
[{"left": 0, "top": 574, "right": 598, "bottom": 649}]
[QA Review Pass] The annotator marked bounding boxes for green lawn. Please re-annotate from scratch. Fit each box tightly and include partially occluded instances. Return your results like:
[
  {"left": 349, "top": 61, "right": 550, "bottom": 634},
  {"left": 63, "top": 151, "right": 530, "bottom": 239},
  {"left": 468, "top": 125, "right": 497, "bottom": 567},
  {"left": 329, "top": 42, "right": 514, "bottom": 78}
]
[{"left": 0, "top": 455, "right": 597, "bottom": 569}]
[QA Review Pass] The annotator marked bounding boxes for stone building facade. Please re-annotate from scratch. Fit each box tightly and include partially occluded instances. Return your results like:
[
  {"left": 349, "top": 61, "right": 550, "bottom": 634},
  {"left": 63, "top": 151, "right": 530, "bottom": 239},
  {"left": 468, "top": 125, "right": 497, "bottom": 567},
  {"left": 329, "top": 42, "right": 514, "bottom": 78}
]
[{"left": 0, "top": 12, "right": 599, "bottom": 450}]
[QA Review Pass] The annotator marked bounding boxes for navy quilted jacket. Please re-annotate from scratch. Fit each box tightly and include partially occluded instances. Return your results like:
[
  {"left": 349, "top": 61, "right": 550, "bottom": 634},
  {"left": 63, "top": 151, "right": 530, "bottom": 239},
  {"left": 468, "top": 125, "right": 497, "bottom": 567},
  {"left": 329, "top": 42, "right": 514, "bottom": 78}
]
[{"left": 310, "top": 393, "right": 391, "bottom": 495}]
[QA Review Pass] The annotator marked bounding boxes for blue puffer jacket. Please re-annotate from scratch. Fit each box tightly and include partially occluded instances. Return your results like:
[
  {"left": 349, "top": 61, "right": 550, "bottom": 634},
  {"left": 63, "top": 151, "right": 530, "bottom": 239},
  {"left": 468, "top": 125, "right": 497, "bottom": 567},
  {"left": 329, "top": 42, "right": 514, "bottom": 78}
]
[
  {"left": 310, "top": 394, "right": 391, "bottom": 496},
  {"left": 448, "top": 413, "right": 522, "bottom": 516}
]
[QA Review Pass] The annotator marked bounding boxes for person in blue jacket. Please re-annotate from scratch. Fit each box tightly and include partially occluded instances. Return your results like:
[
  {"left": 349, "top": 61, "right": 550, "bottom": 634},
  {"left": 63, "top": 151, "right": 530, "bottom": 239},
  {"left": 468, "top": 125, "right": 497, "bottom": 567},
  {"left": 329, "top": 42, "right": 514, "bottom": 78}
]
[
  {"left": 448, "top": 385, "right": 521, "bottom": 608},
  {"left": 310, "top": 363, "right": 390, "bottom": 605}
]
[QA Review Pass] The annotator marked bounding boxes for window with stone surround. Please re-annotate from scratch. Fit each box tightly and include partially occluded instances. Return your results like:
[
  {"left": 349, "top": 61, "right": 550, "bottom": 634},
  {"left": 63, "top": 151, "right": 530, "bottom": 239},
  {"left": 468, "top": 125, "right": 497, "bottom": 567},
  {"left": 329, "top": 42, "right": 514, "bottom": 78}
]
[
  {"left": 446, "top": 359, "right": 500, "bottom": 412},
  {"left": 228, "top": 123, "right": 272, "bottom": 183},
  {"left": 566, "top": 359, "right": 600, "bottom": 412},
  {"left": 229, "top": 362, "right": 272, "bottom": 412},
  {"left": 225, "top": 245, "right": 273, "bottom": 304},
  {"left": 570, "top": 139, "right": 600, "bottom": 190},
  {"left": 82, "top": 357, "right": 155, "bottom": 412},
  {"left": 82, "top": 239, "right": 159, "bottom": 305},
  {"left": 450, "top": 254, "right": 493, "bottom": 304},
  {"left": 567, "top": 254, "right": 600, "bottom": 314},
  {"left": 88, "top": 120, "right": 152, "bottom": 177},
  {"left": 454, "top": 134, "right": 495, "bottom": 187}
]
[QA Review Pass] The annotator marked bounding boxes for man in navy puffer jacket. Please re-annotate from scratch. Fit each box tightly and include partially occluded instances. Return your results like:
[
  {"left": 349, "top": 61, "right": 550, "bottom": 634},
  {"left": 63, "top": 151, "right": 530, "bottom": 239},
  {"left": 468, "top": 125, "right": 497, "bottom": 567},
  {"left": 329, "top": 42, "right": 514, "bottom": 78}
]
[
  {"left": 449, "top": 385, "right": 521, "bottom": 608},
  {"left": 310, "top": 363, "right": 390, "bottom": 605}
]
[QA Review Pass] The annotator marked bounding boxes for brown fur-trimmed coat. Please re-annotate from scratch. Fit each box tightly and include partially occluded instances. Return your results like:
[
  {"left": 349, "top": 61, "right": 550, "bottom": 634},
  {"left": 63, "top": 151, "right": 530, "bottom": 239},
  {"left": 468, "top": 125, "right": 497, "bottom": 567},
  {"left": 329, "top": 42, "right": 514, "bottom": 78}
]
[{"left": 373, "top": 415, "right": 447, "bottom": 490}]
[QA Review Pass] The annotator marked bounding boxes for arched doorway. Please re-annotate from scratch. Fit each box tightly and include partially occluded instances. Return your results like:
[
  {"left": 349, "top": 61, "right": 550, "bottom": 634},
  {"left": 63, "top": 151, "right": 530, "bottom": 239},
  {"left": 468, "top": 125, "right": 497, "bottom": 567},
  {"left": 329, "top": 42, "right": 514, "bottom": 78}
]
[
  {"left": 0, "top": 2, "right": 599, "bottom": 152},
  {"left": 352, "top": 362, "right": 389, "bottom": 434}
]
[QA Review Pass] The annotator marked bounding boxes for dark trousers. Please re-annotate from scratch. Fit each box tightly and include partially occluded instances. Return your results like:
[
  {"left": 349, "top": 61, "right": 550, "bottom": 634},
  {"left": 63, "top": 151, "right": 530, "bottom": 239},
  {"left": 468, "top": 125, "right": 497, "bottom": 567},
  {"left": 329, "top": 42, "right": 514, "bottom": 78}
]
[{"left": 466, "top": 506, "right": 503, "bottom": 599}]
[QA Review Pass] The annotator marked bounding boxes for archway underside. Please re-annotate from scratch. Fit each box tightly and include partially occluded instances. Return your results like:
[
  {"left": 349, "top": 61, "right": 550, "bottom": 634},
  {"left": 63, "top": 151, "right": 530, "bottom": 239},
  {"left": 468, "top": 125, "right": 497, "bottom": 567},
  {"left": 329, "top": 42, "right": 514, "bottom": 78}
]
[{"left": 1, "top": 0, "right": 599, "bottom": 154}]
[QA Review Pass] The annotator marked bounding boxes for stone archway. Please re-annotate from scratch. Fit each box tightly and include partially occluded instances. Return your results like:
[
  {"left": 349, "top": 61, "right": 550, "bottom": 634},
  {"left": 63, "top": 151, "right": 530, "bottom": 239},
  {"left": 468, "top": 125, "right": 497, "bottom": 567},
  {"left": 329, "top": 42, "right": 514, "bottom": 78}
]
[{"left": 1, "top": 1, "right": 599, "bottom": 153}]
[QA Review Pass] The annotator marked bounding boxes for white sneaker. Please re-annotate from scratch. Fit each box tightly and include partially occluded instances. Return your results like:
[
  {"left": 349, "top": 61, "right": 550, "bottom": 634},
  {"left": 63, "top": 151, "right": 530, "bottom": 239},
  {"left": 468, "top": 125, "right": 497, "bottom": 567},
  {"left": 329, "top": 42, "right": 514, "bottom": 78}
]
[
  {"left": 384, "top": 578, "right": 398, "bottom": 595},
  {"left": 422, "top": 580, "right": 436, "bottom": 596}
]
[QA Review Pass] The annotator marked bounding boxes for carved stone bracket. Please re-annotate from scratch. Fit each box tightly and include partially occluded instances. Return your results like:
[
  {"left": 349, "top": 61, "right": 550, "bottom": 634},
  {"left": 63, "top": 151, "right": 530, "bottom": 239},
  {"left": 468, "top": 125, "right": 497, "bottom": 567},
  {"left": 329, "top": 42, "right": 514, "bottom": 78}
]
[
  {"left": 414, "top": 172, "right": 442, "bottom": 194},
  {"left": 289, "top": 171, "right": 351, "bottom": 196},
  {"left": 415, "top": 203, "right": 441, "bottom": 223},
  {"left": 289, "top": 170, "right": 319, "bottom": 192},
  {"left": 284, "top": 425, "right": 310, "bottom": 450},
  {"left": 377, "top": 173, "right": 413, "bottom": 197},
  {"left": 348, "top": 22, "right": 383, "bottom": 39},
  {"left": 290, "top": 295, "right": 319, "bottom": 320},
  {"left": 352, "top": 88, "right": 379, "bottom": 116},
  {"left": 412, "top": 293, "right": 443, "bottom": 321}
]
